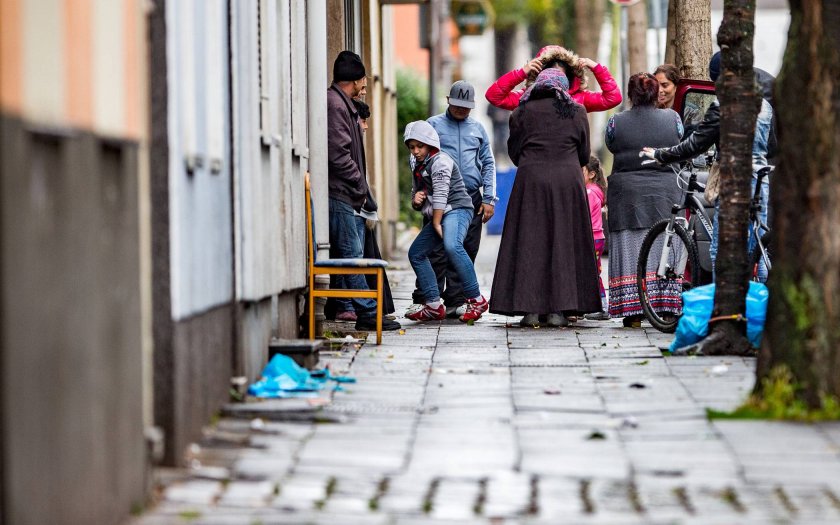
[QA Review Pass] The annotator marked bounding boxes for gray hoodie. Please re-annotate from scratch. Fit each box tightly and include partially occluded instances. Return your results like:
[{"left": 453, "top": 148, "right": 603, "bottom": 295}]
[{"left": 404, "top": 121, "right": 473, "bottom": 218}]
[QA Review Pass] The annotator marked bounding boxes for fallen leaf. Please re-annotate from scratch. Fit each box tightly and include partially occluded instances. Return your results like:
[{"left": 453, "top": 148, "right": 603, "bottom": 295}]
[
  {"left": 587, "top": 430, "right": 607, "bottom": 440},
  {"left": 635, "top": 360, "right": 649, "bottom": 366},
  {"left": 399, "top": 329, "right": 406, "bottom": 335}
]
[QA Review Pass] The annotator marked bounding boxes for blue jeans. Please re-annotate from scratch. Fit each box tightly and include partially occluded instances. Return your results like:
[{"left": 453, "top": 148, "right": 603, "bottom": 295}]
[
  {"left": 710, "top": 177, "right": 770, "bottom": 282},
  {"left": 408, "top": 208, "right": 480, "bottom": 303},
  {"left": 328, "top": 198, "right": 375, "bottom": 316}
]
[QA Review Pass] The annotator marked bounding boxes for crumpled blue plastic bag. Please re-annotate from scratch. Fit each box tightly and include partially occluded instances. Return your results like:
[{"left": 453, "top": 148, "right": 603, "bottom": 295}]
[
  {"left": 670, "top": 281, "right": 769, "bottom": 351},
  {"left": 247, "top": 354, "right": 356, "bottom": 398}
]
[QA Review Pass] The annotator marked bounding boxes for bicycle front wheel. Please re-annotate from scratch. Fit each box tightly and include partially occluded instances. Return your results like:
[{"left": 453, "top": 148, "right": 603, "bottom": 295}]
[{"left": 636, "top": 219, "right": 701, "bottom": 333}]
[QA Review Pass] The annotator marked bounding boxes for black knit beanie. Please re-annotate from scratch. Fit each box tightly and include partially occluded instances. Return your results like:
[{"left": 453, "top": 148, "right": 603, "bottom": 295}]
[
  {"left": 709, "top": 51, "right": 722, "bottom": 82},
  {"left": 333, "top": 50, "right": 366, "bottom": 82}
]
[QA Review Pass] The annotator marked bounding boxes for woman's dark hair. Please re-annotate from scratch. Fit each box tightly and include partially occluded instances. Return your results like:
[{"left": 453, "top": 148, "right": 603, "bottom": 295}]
[
  {"left": 653, "top": 63, "right": 679, "bottom": 85},
  {"left": 352, "top": 99, "right": 371, "bottom": 120},
  {"left": 544, "top": 59, "right": 575, "bottom": 82},
  {"left": 627, "top": 72, "right": 659, "bottom": 107},
  {"left": 585, "top": 154, "right": 607, "bottom": 195}
]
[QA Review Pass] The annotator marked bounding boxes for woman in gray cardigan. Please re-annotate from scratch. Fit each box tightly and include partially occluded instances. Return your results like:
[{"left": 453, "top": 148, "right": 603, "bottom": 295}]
[{"left": 605, "top": 73, "right": 684, "bottom": 327}]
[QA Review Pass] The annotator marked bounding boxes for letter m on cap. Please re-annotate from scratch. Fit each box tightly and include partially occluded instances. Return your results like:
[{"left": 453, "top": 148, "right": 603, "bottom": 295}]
[{"left": 458, "top": 88, "right": 471, "bottom": 99}]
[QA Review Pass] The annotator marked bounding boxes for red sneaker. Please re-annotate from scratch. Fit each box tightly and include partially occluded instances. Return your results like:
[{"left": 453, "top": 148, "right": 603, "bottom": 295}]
[
  {"left": 405, "top": 303, "right": 446, "bottom": 322},
  {"left": 459, "top": 296, "right": 489, "bottom": 323}
]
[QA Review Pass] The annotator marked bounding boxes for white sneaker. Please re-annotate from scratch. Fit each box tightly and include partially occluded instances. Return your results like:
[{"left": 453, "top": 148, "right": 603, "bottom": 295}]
[
  {"left": 520, "top": 313, "right": 540, "bottom": 327},
  {"left": 546, "top": 313, "right": 569, "bottom": 327},
  {"left": 405, "top": 303, "right": 424, "bottom": 316},
  {"left": 445, "top": 304, "right": 469, "bottom": 318}
]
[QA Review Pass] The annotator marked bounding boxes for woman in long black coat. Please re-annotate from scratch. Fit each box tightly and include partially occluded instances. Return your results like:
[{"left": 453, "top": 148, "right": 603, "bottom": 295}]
[{"left": 490, "top": 68, "right": 601, "bottom": 327}]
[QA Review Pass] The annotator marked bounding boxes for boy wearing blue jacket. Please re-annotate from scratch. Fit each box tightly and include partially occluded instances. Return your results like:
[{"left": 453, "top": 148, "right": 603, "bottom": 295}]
[
  {"left": 403, "top": 121, "right": 489, "bottom": 323},
  {"left": 408, "top": 80, "right": 497, "bottom": 318}
]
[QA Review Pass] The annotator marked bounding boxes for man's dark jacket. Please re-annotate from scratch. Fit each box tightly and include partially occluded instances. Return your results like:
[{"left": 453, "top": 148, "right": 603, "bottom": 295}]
[
  {"left": 327, "top": 83, "right": 368, "bottom": 210},
  {"left": 655, "top": 102, "right": 720, "bottom": 164}
]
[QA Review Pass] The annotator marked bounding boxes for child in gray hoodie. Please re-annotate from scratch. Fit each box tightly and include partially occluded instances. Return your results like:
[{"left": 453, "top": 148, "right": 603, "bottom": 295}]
[{"left": 403, "top": 121, "right": 488, "bottom": 323}]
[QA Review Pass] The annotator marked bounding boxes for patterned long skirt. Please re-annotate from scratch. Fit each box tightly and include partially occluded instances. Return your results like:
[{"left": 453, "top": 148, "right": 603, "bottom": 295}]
[{"left": 608, "top": 228, "right": 683, "bottom": 318}]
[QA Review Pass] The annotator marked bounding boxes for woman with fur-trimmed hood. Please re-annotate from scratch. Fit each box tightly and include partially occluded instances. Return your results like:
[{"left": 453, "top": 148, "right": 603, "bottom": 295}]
[
  {"left": 485, "top": 45, "right": 622, "bottom": 112},
  {"left": 489, "top": 68, "right": 602, "bottom": 327}
]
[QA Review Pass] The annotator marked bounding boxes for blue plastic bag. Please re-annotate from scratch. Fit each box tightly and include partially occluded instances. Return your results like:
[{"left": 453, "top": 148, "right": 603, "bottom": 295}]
[
  {"left": 669, "top": 282, "right": 769, "bottom": 351},
  {"left": 247, "top": 354, "right": 356, "bottom": 398},
  {"left": 745, "top": 281, "right": 769, "bottom": 347}
]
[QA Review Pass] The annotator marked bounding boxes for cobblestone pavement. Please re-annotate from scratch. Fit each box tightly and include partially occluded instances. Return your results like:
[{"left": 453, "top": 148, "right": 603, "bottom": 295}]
[{"left": 136, "top": 236, "right": 840, "bottom": 524}]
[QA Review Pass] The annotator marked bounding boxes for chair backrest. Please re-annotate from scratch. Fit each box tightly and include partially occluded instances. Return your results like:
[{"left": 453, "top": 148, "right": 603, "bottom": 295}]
[{"left": 304, "top": 172, "right": 315, "bottom": 268}]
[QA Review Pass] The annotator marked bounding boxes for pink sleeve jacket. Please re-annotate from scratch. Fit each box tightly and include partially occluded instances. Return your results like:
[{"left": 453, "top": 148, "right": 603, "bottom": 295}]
[{"left": 485, "top": 64, "right": 622, "bottom": 113}]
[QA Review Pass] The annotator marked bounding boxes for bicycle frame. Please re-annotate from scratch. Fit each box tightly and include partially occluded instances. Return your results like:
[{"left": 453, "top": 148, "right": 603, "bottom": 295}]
[
  {"left": 749, "top": 167, "right": 773, "bottom": 275},
  {"left": 655, "top": 164, "right": 713, "bottom": 278}
]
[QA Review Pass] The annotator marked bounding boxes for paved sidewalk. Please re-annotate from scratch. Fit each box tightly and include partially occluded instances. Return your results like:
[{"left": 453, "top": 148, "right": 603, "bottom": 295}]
[{"left": 137, "top": 235, "right": 840, "bottom": 524}]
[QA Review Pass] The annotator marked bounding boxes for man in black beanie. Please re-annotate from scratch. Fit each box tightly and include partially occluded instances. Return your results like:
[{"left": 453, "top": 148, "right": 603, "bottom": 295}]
[{"left": 326, "top": 50, "right": 400, "bottom": 331}]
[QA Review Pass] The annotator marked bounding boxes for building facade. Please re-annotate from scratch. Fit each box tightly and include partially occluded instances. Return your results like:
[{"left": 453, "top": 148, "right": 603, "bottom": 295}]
[
  {"left": 0, "top": 1, "right": 150, "bottom": 523},
  {"left": 1, "top": 0, "right": 398, "bottom": 523}
]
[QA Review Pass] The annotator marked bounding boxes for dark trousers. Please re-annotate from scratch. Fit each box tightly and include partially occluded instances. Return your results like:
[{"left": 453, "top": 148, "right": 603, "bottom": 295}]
[{"left": 412, "top": 192, "right": 483, "bottom": 306}]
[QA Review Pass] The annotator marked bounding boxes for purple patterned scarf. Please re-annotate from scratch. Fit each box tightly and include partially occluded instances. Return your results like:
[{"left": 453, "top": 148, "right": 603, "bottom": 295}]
[{"left": 519, "top": 68, "right": 577, "bottom": 118}]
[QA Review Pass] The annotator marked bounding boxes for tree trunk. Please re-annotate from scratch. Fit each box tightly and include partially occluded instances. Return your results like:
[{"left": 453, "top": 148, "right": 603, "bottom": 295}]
[
  {"left": 672, "top": 0, "right": 712, "bottom": 78},
  {"left": 701, "top": 0, "right": 759, "bottom": 356},
  {"left": 757, "top": 0, "right": 840, "bottom": 405},
  {"left": 574, "top": 0, "right": 605, "bottom": 61},
  {"left": 627, "top": 0, "right": 648, "bottom": 74},
  {"left": 664, "top": 0, "right": 676, "bottom": 64},
  {"left": 575, "top": 0, "right": 606, "bottom": 108}
]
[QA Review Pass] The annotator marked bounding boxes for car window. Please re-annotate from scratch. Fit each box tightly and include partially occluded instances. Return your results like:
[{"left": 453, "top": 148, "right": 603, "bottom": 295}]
[
  {"left": 683, "top": 90, "right": 718, "bottom": 167},
  {"left": 683, "top": 91, "right": 715, "bottom": 130}
]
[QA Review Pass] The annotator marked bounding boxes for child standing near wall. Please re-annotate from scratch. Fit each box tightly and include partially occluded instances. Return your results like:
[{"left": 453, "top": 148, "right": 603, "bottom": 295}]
[
  {"left": 583, "top": 155, "right": 610, "bottom": 320},
  {"left": 403, "top": 121, "right": 488, "bottom": 323}
]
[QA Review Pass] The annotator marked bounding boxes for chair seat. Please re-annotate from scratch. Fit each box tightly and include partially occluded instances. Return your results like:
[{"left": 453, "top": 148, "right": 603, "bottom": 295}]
[{"left": 314, "top": 258, "right": 388, "bottom": 268}]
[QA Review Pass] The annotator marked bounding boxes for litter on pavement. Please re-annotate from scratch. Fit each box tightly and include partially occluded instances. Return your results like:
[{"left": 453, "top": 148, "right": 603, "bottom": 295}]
[
  {"left": 247, "top": 354, "right": 356, "bottom": 399},
  {"left": 670, "top": 282, "right": 769, "bottom": 352}
]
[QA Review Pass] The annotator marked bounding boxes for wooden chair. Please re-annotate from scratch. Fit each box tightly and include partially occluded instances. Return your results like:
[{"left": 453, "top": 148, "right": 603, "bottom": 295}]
[{"left": 305, "top": 173, "right": 387, "bottom": 344}]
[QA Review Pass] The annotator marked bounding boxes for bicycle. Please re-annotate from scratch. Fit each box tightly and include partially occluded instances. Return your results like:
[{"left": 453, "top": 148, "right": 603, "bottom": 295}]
[
  {"left": 748, "top": 166, "right": 772, "bottom": 282},
  {"left": 635, "top": 158, "right": 716, "bottom": 333}
]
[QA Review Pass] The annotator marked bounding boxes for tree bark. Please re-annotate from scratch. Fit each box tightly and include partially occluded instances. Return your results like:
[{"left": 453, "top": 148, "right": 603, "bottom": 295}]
[
  {"left": 627, "top": 0, "right": 649, "bottom": 74},
  {"left": 757, "top": 0, "right": 840, "bottom": 405},
  {"left": 672, "top": 0, "right": 712, "bottom": 78},
  {"left": 574, "top": 0, "right": 605, "bottom": 61},
  {"left": 702, "top": 0, "right": 760, "bottom": 356},
  {"left": 575, "top": 0, "right": 606, "bottom": 103},
  {"left": 664, "top": 0, "right": 676, "bottom": 64}
]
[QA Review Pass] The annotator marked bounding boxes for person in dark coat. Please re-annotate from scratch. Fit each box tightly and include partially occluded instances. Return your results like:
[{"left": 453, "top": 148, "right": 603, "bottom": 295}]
[
  {"left": 326, "top": 50, "right": 400, "bottom": 331},
  {"left": 604, "top": 72, "right": 684, "bottom": 327},
  {"left": 325, "top": 99, "right": 396, "bottom": 319},
  {"left": 489, "top": 68, "right": 601, "bottom": 327}
]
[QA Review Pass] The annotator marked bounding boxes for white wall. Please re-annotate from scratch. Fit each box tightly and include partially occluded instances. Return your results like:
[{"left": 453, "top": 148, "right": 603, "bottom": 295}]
[
  {"left": 166, "top": 0, "right": 234, "bottom": 320},
  {"left": 456, "top": 30, "right": 495, "bottom": 133},
  {"left": 711, "top": 9, "right": 789, "bottom": 75},
  {"left": 231, "top": 0, "right": 308, "bottom": 302}
]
